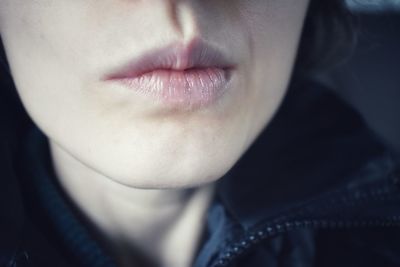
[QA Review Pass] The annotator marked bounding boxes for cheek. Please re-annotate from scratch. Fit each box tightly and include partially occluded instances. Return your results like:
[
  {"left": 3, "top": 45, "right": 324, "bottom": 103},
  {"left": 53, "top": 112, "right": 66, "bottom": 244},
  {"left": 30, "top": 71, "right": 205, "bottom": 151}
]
[
  {"left": 0, "top": 2, "right": 97, "bottom": 132},
  {"left": 236, "top": 0, "right": 310, "bottom": 134}
]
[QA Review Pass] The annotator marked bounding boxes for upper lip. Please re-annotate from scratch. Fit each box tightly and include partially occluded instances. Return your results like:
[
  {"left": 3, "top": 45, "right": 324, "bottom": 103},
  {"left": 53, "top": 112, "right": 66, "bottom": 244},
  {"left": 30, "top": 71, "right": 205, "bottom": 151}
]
[{"left": 103, "top": 38, "right": 235, "bottom": 80}]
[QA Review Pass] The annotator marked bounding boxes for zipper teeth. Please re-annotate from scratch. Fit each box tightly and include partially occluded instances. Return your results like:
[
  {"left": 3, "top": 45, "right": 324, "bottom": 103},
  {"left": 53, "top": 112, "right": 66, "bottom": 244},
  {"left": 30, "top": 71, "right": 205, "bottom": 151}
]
[
  {"left": 213, "top": 179, "right": 400, "bottom": 267},
  {"left": 214, "top": 217, "right": 400, "bottom": 267}
]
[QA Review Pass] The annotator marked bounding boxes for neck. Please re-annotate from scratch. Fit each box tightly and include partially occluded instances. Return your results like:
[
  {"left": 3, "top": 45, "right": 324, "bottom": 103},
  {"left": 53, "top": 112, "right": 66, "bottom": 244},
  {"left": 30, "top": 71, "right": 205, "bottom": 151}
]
[{"left": 49, "top": 140, "right": 215, "bottom": 267}]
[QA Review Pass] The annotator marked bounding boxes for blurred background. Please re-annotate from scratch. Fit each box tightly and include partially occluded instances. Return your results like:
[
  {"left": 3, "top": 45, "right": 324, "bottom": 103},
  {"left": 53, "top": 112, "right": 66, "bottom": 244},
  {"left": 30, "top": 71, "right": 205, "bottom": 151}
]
[
  {"left": 347, "top": 0, "right": 400, "bottom": 12},
  {"left": 321, "top": 0, "right": 400, "bottom": 153}
]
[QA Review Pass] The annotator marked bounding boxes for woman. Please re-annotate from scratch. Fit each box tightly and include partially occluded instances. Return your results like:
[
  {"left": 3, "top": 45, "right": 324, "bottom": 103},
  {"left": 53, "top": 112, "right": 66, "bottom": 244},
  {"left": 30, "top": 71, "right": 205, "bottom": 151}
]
[{"left": 1, "top": 0, "right": 400, "bottom": 266}]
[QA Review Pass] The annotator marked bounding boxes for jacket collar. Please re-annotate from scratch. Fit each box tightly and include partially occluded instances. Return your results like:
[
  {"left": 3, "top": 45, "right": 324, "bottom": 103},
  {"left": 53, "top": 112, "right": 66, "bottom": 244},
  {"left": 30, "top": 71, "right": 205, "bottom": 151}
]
[
  {"left": 192, "top": 79, "right": 399, "bottom": 267},
  {"left": 214, "top": 78, "right": 391, "bottom": 230}
]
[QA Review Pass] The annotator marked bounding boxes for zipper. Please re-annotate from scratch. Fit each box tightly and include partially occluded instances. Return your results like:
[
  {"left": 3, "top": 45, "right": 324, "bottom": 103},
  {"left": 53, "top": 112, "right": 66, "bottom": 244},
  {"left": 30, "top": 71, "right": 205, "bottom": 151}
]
[
  {"left": 214, "top": 217, "right": 400, "bottom": 267},
  {"left": 213, "top": 175, "right": 400, "bottom": 267}
]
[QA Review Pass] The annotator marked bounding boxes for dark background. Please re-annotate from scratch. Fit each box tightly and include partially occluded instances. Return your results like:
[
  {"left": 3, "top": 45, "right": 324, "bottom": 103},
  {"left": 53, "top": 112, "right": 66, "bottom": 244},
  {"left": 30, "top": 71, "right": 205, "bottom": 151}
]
[{"left": 321, "top": 0, "right": 400, "bottom": 153}]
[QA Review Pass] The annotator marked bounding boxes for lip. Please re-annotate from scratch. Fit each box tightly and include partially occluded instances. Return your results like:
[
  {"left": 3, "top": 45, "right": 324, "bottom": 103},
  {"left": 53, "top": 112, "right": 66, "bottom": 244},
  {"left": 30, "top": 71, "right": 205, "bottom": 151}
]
[{"left": 102, "top": 38, "right": 236, "bottom": 109}]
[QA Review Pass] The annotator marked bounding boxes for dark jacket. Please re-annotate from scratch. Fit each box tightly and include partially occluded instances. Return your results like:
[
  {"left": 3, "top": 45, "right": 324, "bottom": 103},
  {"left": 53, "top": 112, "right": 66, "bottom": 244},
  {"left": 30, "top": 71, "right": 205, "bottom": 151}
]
[{"left": 1, "top": 78, "right": 400, "bottom": 267}]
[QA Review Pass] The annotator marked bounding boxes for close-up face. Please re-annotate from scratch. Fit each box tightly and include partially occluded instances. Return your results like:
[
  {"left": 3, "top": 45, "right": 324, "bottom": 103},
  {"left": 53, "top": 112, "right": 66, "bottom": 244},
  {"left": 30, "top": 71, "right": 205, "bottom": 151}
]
[{"left": 0, "top": 0, "right": 309, "bottom": 189}]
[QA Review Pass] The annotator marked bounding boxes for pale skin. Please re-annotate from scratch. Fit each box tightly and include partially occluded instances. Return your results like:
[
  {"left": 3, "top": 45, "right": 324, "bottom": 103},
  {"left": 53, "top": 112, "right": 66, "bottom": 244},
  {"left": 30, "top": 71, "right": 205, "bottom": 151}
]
[{"left": 0, "top": 1, "right": 310, "bottom": 266}]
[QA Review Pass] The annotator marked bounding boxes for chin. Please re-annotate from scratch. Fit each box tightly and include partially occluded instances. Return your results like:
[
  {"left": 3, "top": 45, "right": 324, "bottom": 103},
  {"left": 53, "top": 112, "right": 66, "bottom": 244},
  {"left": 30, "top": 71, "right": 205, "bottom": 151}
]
[
  {"left": 100, "top": 152, "right": 238, "bottom": 190},
  {"left": 115, "top": 166, "right": 233, "bottom": 190}
]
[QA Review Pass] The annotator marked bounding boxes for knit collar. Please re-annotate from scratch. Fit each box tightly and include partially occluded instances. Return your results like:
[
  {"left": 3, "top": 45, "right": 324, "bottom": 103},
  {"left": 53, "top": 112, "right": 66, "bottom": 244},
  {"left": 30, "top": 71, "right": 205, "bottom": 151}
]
[{"left": 16, "top": 126, "right": 119, "bottom": 267}]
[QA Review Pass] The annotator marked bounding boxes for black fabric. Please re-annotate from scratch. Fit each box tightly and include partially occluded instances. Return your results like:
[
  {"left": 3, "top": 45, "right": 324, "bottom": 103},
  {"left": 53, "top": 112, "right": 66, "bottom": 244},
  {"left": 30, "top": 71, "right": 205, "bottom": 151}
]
[
  {"left": 0, "top": 69, "right": 27, "bottom": 266},
  {"left": 0, "top": 139, "right": 24, "bottom": 265},
  {"left": 314, "top": 228, "right": 400, "bottom": 267}
]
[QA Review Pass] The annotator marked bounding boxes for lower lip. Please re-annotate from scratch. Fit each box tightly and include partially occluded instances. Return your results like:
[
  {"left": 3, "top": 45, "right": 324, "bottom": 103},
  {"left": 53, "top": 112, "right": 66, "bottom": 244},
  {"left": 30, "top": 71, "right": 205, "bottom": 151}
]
[{"left": 108, "top": 67, "right": 233, "bottom": 109}]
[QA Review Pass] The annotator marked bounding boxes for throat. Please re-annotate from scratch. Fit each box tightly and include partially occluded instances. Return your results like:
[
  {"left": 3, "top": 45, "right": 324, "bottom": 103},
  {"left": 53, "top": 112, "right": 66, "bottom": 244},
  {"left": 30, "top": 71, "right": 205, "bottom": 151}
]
[
  {"left": 49, "top": 140, "right": 216, "bottom": 267},
  {"left": 101, "top": 184, "right": 216, "bottom": 267}
]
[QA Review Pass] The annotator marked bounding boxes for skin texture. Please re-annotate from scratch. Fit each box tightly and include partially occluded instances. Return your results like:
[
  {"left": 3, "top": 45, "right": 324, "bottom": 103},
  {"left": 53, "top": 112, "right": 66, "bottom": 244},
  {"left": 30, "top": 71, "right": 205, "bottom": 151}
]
[
  {"left": 0, "top": 0, "right": 309, "bottom": 188},
  {"left": 0, "top": 1, "right": 310, "bottom": 266}
]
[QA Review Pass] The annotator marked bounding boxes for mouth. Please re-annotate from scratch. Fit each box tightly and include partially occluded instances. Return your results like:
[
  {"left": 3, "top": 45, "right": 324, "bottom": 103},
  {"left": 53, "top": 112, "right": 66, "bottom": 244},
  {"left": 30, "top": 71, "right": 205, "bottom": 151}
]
[{"left": 102, "top": 38, "right": 236, "bottom": 110}]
